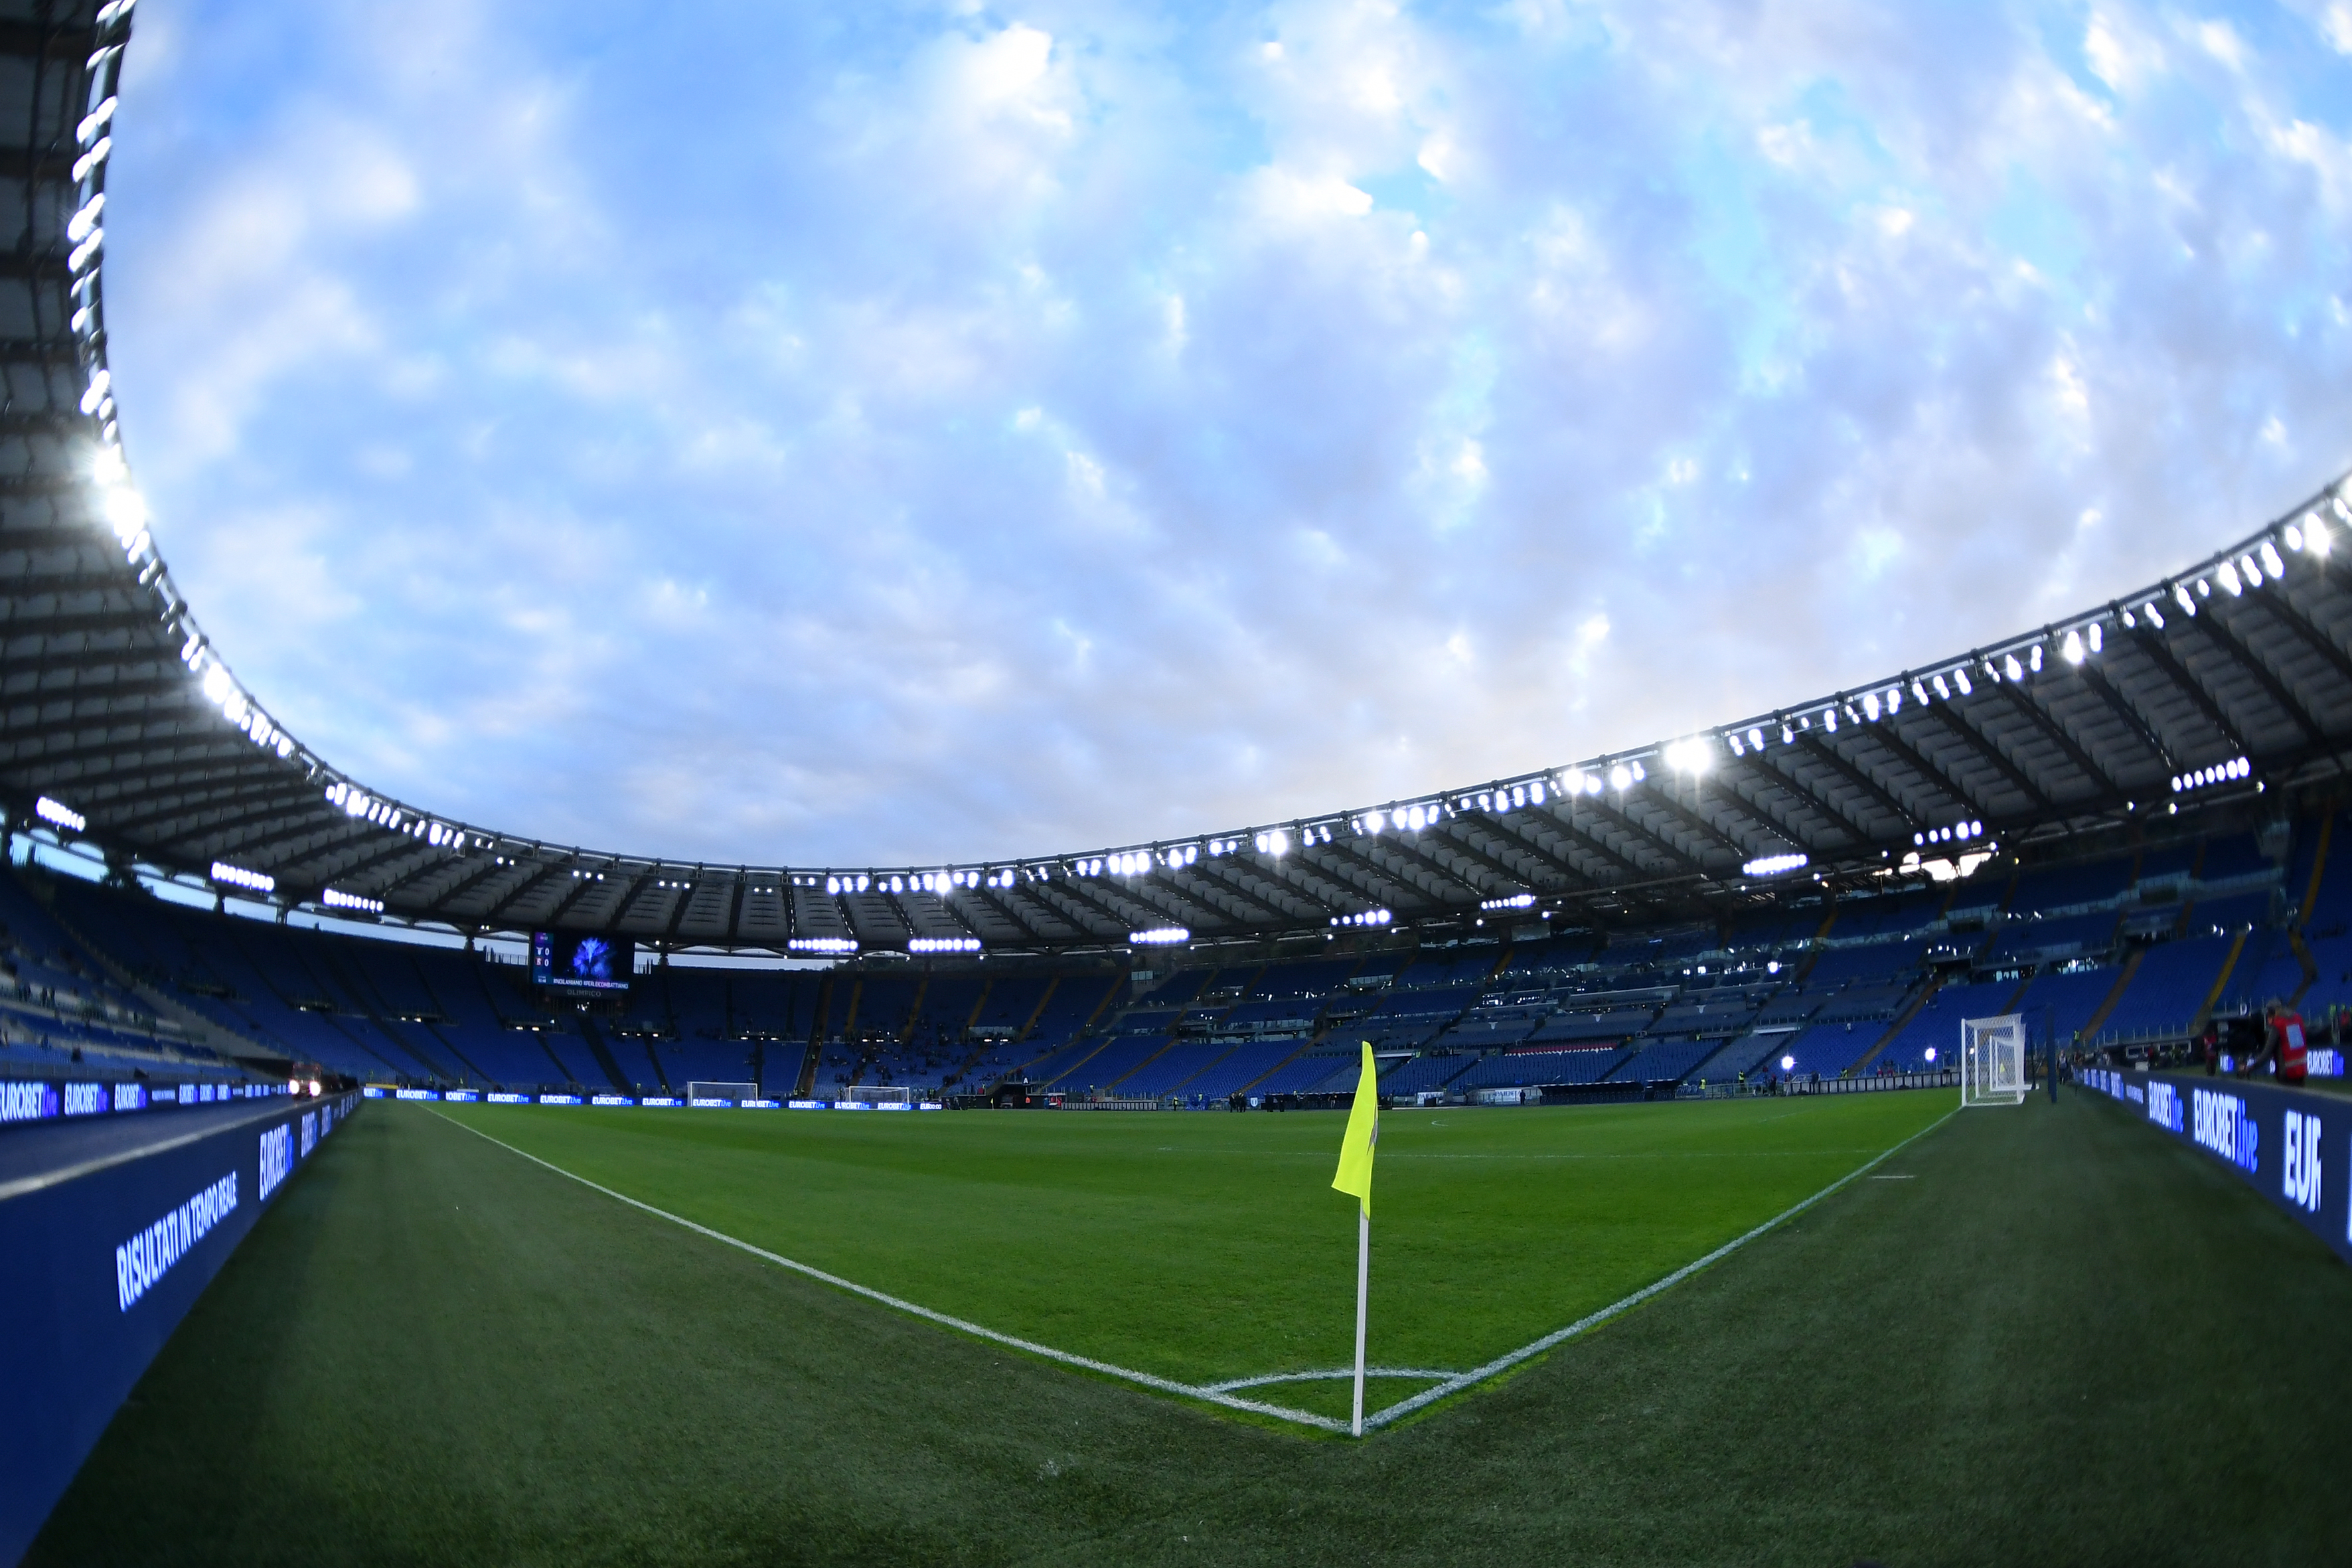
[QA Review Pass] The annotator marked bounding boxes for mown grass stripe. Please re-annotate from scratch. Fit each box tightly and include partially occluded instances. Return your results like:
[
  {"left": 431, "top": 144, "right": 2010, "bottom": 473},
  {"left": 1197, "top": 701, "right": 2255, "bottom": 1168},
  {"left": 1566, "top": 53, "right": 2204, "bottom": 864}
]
[
  {"left": 1360, "top": 1106, "right": 1958, "bottom": 1431},
  {"left": 435, "top": 1102, "right": 1955, "bottom": 1437}
]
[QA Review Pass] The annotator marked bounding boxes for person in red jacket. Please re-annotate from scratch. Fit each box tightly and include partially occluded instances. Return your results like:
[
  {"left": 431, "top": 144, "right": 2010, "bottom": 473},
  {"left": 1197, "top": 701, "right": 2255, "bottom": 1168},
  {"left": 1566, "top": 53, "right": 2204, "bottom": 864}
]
[{"left": 2252, "top": 1001, "right": 2309, "bottom": 1084}]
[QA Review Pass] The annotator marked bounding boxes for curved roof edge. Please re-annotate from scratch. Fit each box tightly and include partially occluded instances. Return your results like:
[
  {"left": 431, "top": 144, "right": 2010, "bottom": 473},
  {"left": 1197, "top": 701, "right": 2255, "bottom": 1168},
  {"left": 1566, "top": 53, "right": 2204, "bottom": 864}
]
[{"left": 7, "top": 4, "right": 2352, "bottom": 956}]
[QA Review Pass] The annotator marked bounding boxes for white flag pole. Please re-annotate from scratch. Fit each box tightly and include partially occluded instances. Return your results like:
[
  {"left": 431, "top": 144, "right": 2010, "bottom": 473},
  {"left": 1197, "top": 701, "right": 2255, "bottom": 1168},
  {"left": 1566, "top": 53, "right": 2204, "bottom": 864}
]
[{"left": 1351, "top": 1204, "right": 1369, "bottom": 1437}]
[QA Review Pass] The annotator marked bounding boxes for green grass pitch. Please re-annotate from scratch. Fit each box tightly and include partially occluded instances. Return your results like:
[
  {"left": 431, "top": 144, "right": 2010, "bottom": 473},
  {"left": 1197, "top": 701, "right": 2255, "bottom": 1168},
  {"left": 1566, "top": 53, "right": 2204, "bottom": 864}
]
[
  {"left": 425, "top": 1093, "right": 1950, "bottom": 1427},
  {"left": 32, "top": 1089, "right": 2352, "bottom": 1565}
]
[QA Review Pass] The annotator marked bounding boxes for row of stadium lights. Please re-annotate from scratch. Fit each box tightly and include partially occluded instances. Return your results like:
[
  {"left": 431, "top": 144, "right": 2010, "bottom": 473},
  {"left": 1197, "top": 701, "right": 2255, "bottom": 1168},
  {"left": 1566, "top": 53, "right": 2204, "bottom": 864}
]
[
  {"left": 68, "top": 10, "right": 319, "bottom": 805},
  {"left": 54, "top": 26, "right": 2352, "bottom": 935},
  {"left": 2173, "top": 757, "right": 2251, "bottom": 795},
  {"left": 38, "top": 469, "right": 2337, "bottom": 930},
  {"left": 31, "top": 810, "right": 375, "bottom": 911},
  {"left": 64, "top": 9, "right": 501, "bottom": 922}
]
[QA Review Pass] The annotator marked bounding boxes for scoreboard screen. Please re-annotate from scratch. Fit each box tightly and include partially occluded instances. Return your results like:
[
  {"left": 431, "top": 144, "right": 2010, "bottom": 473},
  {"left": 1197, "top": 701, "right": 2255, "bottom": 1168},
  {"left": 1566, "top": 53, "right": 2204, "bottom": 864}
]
[{"left": 532, "top": 932, "right": 633, "bottom": 993}]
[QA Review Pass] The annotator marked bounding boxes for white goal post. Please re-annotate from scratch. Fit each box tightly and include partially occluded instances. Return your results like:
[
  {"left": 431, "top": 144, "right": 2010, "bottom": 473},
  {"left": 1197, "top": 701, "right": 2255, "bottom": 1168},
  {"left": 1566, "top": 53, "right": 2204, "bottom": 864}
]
[
  {"left": 844, "top": 1084, "right": 911, "bottom": 1106},
  {"left": 1960, "top": 1014, "right": 2027, "bottom": 1108},
  {"left": 686, "top": 1080, "right": 759, "bottom": 1104}
]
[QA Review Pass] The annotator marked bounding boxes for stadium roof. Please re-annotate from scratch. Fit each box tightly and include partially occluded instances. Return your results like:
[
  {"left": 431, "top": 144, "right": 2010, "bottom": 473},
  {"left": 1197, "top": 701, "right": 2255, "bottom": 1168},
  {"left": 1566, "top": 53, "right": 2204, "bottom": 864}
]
[{"left": 7, "top": 3, "right": 2352, "bottom": 958}]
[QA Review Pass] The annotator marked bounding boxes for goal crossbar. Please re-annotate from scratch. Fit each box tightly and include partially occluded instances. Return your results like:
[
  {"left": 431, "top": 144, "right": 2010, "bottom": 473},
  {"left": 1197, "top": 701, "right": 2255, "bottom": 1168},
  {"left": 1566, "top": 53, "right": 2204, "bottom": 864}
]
[{"left": 686, "top": 1080, "right": 759, "bottom": 1103}]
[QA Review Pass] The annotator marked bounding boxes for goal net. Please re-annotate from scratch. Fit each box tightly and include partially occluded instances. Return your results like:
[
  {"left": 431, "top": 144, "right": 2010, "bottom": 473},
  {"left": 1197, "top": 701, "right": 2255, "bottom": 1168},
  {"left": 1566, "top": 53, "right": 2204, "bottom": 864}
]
[
  {"left": 845, "top": 1084, "right": 911, "bottom": 1106},
  {"left": 686, "top": 1080, "right": 758, "bottom": 1104},
  {"left": 1960, "top": 1014, "right": 2027, "bottom": 1108}
]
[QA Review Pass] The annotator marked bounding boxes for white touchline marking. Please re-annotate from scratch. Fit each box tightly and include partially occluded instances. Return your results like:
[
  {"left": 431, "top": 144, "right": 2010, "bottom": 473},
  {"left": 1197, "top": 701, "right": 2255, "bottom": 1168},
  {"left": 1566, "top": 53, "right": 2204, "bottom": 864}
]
[
  {"left": 431, "top": 1103, "right": 1954, "bottom": 1439},
  {"left": 430, "top": 1109, "right": 1348, "bottom": 1434},
  {"left": 1355, "top": 1107, "right": 1957, "bottom": 1433}
]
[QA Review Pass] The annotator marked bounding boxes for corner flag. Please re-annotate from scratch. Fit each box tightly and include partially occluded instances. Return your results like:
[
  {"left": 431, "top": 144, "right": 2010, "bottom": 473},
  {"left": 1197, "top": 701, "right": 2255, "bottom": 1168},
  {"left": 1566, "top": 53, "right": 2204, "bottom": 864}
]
[
  {"left": 1331, "top": 1041, "right": 1379, "bottom": 1435},
  {"left": 1332, "top": 1042, "right": 1379, "bottom": 1214}
]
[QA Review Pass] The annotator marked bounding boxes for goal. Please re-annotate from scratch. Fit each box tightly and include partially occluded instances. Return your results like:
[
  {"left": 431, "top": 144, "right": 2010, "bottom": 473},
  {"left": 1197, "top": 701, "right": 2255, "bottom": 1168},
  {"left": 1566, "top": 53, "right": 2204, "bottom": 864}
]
[
  {"left": 845, "top": 1084, "right": 911, "bottom": 1106},
  {"left": 686, "top": 1080, "right": 758, "bottom": 1104},
  {"left": 1960, "top": 1014, "right": 2027, "bottom": 1108}
]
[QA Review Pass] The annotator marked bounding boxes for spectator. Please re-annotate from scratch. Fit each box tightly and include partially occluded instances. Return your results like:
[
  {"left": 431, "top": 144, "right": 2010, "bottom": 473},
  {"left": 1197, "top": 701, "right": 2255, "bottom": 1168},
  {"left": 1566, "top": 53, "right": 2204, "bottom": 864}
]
[{"left": 2269, "top": 999, "right": 2310, "bottom": 1087}]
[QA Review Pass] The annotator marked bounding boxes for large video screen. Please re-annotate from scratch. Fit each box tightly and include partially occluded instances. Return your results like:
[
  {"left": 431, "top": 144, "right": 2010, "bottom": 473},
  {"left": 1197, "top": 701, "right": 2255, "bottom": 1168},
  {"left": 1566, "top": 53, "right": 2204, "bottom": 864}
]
[{"left": 532, "top": 932, "right": 634, "bottom": 993}]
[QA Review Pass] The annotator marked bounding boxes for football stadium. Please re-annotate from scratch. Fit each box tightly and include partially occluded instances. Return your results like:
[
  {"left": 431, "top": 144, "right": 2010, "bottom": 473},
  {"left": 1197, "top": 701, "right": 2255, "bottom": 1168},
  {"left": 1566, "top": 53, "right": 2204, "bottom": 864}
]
[{"left": 7, "top": 2, "right": 2352, "bottom": 1563}]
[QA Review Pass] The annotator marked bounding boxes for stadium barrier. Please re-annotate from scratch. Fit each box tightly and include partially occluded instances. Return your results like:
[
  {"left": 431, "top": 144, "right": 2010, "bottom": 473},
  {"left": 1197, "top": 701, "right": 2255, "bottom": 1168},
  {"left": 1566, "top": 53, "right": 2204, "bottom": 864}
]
[
  {"left": 2082, "top": 1067, "right": 2352, "bottom": 1269},
  {"left": 1796, "top": 1070, "right": 1957, "bottom": 1096},
  {"left": 0, "top": 1090, "right": 359, "bottom": 1563},
  {"left": 358, "top": 1087, "right": 943, "bottom": 1110},
  {"left": 1, "top": 1076, "right": 292, "bottom": 1130}
]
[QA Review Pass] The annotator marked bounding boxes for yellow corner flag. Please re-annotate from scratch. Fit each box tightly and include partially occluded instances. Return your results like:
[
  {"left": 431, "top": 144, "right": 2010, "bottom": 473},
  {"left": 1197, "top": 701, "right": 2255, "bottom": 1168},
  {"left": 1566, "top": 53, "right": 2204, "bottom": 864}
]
[{"left": 1331, "top": 1041, "right": 1379, "bottom": 1216}]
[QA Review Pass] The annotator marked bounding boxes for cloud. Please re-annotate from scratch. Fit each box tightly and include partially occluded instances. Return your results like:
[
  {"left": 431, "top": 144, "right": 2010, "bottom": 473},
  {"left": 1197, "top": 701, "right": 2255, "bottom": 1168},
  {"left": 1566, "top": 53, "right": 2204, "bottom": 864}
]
[{"left": 97, "top": 0, "right": 2352, "bottom": 871}]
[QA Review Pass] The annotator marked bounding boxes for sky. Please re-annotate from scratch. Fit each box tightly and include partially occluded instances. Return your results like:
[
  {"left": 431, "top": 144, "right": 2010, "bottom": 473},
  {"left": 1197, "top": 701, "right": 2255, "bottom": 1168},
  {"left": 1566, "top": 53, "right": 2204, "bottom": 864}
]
[{"left": 102, "top": 0, "right": 2352, "bottom": 870}]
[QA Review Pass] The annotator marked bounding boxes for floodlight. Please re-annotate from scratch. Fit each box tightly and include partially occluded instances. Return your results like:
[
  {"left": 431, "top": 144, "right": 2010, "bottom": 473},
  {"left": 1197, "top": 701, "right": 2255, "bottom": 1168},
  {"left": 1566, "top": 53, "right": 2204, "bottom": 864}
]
[
  {"left": 1608, "top": 763, "right": 1631, "bottom": 791},
  {"left": 2260, "top": 540, "right": 2285, "bottom": 579},
  {"left": 2087, "top": 623, "right": 2102, "bottom": 653},
  {"left": 1924, "top": 1046, "right": 1937, "bottom": 1063},
  {"left": 1743, "top": 852, "right": 1808, "bottom": 878},
  {"left": 35, "top": 795, "right": 85, "bottom": 832},
  {"left": 76, "top": 95, "right": 116, "bottom": 146},
  {"left": 1952, "top": 668, "right": 1972, "bottom": 695},
  {"left": 210, "top": 860, "right": 275, "bottom": 894},
  {"left": 2062, "top": 629, "right": 2084, "bottom": 664},
  {"left": 2309, "top": 517, "right": 2333, "bottom": 557},
  {"left": 1780, "top": 1054, "right": 1795, "bottom": 1072},
  {"left": 2028, "top": 644, "right": 2043, "bottom": 672},
  {"left": 2218, "top": 561, "right": 2242, "bottom": 596}
]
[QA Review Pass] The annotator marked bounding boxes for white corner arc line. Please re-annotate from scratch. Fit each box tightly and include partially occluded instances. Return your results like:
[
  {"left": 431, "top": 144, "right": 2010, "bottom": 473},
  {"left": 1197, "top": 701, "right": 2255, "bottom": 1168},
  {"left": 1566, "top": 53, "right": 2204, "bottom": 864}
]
[
  {"left": 431, "top": 1103, "right": 1952, "bottom": 1439},
  {"left": 1356, "top": 1107, "right": 1958, "bottom": 1431},
  {"left": 428, "top": 1109, "right": 1350, "bottom": 1433},
  {"left": 1202, "top": 1368, "right": 1458, "bottom": 1394}
]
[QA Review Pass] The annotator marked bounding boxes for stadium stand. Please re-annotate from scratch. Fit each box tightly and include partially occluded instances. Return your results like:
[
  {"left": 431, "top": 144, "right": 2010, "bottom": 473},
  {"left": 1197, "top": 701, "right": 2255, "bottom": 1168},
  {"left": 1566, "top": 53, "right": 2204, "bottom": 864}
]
[{"left": 15, "top": 776, "right": 2352, "bottom": 1108}]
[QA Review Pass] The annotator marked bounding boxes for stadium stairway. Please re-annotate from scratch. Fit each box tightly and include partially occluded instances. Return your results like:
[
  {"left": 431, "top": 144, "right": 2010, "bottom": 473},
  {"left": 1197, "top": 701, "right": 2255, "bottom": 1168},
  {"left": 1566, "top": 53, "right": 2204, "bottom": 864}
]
[
  {"left": 2073, "top": 949, "right": 2148, "bottom": 1044},
  {"left": 26, "top": 880, "right": 256, "bottom": 1061},
  {"left": 2187, "top": 930, "right": 2252, "bottom": 1036},
  {"left": 574, "top": 1018, "right": 641, "bottom": 1094},
  {"left": 1843, "top": 975, "right": 1943, "bottom": 1075}
]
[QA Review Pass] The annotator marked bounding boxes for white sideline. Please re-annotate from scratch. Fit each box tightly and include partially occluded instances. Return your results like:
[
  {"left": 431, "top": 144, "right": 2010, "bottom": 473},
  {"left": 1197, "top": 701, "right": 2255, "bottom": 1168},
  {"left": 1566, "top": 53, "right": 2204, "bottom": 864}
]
[
  {"left": 430, "top": 1104, "right": 1953, "bottom": 1438},
  {"left": 430, "top": 1109, "right": 1350, "bottom": 1433},
  {"left": 1356, "top": 1106, "right": 1957, "bottom": 1431}
]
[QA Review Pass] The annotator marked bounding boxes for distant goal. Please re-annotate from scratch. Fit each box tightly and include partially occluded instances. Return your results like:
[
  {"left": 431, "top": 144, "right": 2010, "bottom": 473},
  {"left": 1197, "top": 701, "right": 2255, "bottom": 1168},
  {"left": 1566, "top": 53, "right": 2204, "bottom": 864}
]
[
  {"left": 1960, "top": 1015, "right": 2027, "bottom": 1108},
  {"left": 845, "top": 1085, "right": 911, "bottom": 1107},
  {"left": 687, "top": 1080, "right": 759, "bottom": 1105}
]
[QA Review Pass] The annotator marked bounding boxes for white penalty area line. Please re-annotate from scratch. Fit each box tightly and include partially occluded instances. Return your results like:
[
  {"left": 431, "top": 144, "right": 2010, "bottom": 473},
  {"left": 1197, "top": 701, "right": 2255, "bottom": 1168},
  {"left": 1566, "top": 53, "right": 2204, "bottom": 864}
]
[{"left": 430, "top": 1103, "right": 1954, "bottom": 1439}]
